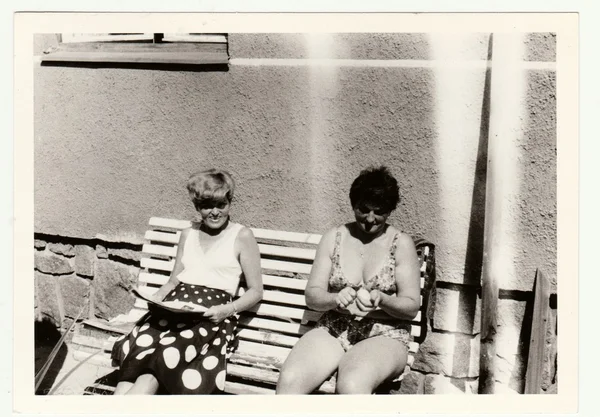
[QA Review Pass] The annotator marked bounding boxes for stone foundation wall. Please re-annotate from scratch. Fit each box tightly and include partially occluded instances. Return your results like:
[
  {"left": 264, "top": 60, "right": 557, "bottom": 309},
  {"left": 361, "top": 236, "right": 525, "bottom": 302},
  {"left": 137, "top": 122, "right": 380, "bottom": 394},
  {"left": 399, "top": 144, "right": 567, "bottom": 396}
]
[{"left": 34, "top": 234, "right": 142, "bottom": 328}]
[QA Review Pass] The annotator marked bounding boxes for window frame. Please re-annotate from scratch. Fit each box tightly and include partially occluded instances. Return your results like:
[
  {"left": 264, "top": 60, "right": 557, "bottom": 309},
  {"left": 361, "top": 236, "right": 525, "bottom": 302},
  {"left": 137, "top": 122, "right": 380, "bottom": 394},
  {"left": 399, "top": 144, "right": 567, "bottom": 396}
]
[{"left": 41, "top": 33, "right": 229, "bottom": 66}]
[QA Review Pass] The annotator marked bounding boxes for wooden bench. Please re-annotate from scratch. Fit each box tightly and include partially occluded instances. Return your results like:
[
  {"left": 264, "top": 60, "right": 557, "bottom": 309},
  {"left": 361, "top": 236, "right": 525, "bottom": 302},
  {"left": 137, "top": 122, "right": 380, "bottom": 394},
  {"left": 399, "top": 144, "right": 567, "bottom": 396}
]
[{"left": 70, "top": 217, "right": 436, "bottom": 395}]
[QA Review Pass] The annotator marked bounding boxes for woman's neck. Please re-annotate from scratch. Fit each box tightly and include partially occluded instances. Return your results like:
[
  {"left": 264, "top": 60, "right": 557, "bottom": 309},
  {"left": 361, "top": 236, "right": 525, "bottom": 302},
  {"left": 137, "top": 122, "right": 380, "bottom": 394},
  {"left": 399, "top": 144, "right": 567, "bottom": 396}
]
[{"left": 349, "top": 222, "right": 388, "bottom": 244}]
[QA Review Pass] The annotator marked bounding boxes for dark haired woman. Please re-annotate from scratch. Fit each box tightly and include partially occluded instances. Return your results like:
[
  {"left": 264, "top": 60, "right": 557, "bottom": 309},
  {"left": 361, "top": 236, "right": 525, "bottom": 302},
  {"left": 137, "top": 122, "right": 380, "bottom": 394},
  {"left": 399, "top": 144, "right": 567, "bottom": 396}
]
[{"left": 276, "top": 166, "right": 420, "bottom": 394}]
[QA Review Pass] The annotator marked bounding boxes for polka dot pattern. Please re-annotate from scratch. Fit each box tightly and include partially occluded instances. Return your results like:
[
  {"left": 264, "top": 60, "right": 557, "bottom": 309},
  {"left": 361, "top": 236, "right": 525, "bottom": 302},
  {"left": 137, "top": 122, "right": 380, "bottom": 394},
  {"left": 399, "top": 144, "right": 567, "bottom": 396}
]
[
  {"left": 203, "top": 356, "right": 219, "bottom": 370},
  {"left": 182, "top": 369, "right": 202, "bottom": 390},
  {"left": 185, "top": 345, "right": 197, "bottom": 362},
  {"left": 163, "top": 347, "right": 180, "bottom": 369},
  {"left": 136, "top": 348, "right": 155, "bottom": 360},
  {"left": 136, "top": 334, "right": 154, "bottom": 347},
  {"left": 110, "top": 282, "right": 238, "bottom": 394},
  {"left": 160, "top": 336, "right": 176, "bottom": 346},
  {"left": 180, "top": 329, "right": 194, "bottom": 339},
  {"left": 215, "top": 370, "right": 226, "bottom": 391}
]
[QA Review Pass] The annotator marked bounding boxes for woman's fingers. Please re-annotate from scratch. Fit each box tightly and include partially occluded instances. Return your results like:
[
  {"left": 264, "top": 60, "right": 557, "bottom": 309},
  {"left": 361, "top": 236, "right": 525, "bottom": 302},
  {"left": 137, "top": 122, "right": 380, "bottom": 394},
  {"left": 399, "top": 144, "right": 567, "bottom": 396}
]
[{"left": 370, "top": 290, "right": 382, "bottom": 307}]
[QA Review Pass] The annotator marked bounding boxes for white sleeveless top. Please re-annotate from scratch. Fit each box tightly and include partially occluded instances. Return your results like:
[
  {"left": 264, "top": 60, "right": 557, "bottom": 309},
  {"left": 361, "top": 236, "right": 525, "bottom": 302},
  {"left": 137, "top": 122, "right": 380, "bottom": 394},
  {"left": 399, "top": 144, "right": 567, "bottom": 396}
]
[{"left": 176, "top": 222, "right": 244, "bottom": 296}]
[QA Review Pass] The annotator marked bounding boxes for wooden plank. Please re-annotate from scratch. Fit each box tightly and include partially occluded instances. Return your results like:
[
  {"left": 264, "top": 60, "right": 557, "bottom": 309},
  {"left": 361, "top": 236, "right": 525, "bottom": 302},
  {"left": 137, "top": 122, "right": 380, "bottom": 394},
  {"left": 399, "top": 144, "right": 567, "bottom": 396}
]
[
  {"left": 223, "top": 380, "right": 274, "bottom": 395},
  {"left": 261, "top": 275, "right": 308, "bottom": 291},
  {"left": 234, "top": 340, "right": 291, "bottom": 366},
  {"left": 237, "top": 287, "right": 307, "bottom": 307},
  {"left": 257, "top": 244, "right": 316, "bottom": 261},
  {"left": 138, "top": 272, "right": 170, "bottom": 286},
  {"left": 41, "top": 51, "right": 230, "bottom": 65},
  {"left": 251, "top": 228, "right": 322, "bottom": 245},
  {"left": 149, "top": 217, "right": 192, "bottom": 230},
  {"left": 260, "top": 259, "right": 312, "bottom": 275},
  {"left": 140, "top": 258, "right": 175, "bottom": 272},
  {"left": 238, "top": 316, "right": 312, "bottom": 336},
  {"left": 144, "top": 230, "right": 181, "bottom": 245},
  {"left": 236, "top": 329, "right": 300, "bottom": 348},
  {"left": 247, "top": 303, "right": 322, "bottom": 322},
  {"left": 142, "top": 243, "right": 178, "bottom": 258},
  {"left": 524, "top": 269, "right": 550, "bottom": 394}
]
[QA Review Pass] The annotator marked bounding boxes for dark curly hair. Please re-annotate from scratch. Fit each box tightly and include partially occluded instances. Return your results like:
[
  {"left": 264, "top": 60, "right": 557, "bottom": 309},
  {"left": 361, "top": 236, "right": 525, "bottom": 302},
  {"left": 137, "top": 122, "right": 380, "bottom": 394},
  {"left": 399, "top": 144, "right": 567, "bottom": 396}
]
[{"left": 349, "top": 166, "right": 400, "bottom": 213}]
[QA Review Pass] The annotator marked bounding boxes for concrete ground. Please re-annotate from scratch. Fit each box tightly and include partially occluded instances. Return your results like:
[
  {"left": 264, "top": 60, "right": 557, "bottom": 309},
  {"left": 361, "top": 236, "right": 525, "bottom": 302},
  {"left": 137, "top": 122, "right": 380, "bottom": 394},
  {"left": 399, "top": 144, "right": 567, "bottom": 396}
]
[{"left": 46, "top": 345, "right": 116, "bottom": 395}]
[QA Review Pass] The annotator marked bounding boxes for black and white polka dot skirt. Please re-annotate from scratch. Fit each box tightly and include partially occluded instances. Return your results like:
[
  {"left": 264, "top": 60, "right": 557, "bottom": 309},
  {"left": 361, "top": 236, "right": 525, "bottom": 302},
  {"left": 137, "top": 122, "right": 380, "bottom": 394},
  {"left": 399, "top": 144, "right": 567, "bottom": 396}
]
[{"left": 111, "top": 283, "right": 238, "bottom": 394}]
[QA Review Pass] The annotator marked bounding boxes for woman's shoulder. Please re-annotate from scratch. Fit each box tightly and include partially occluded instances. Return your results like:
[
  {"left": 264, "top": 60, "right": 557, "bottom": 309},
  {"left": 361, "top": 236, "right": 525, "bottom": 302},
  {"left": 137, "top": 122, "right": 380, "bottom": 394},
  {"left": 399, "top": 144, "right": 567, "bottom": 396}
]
[
  {"left": 323, "top": 225, "right": 345, "bottom": 240},
  {"left": 386, "top": 226, "right": 416, "bottom": 251}
]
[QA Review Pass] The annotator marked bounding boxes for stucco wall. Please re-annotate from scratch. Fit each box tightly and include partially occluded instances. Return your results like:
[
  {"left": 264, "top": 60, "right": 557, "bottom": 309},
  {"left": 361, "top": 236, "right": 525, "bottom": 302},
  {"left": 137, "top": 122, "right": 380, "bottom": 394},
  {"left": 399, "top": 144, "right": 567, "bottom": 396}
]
[{"left": 34, "top": 32, "right": 557, "bottom": 393}]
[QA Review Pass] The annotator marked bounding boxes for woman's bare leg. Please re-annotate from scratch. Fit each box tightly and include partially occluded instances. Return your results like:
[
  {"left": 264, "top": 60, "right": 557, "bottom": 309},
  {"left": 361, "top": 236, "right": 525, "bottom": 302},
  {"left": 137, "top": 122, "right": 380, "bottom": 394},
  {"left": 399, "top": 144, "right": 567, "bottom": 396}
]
[
  {"left": 335, "top": 336, "right": 408, "bottom": 394},
  {"left": 276, "top": 328, "right": 344, "bottom": 394},
  {"left": 113, "top": 381, "right": 134, "bottom": 395},
  {"left": 124, "top": 374, "right": 160, "bottom": 395}
]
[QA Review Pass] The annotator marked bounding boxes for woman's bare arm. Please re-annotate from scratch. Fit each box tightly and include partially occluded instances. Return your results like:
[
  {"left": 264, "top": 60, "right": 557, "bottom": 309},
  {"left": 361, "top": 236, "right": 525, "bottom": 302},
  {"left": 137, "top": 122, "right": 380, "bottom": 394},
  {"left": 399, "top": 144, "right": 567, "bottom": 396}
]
[
  {"left": 305, "top": 228, "right": 341, "bottom": 311},
  {"left": 230, "top": 227, "right": 263, "bottom": 313}
]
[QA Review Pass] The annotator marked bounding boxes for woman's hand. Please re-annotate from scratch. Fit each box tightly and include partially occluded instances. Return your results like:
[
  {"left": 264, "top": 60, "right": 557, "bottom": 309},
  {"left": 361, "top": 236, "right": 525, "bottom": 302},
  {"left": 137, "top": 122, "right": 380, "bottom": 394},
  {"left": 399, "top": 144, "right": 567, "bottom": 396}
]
[
  {"left": 203, "top": 304, "right": 234, "bottom": 323},
  {"left": 355, "top": 288, "right": 382, "bottom": 312},
  {"left": 335, "top": 287, "right": 357, "bottom": 309},
  {"left": 149, "top": 292, "right": 166, "bottom": 303}
]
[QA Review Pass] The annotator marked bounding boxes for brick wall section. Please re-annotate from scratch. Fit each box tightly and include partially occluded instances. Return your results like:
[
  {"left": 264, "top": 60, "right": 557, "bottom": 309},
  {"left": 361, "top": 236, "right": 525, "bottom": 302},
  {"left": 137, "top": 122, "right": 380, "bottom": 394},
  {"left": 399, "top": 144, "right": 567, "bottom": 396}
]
[{"left": 34, "top": 234, "right": 141, "bottom": 328}]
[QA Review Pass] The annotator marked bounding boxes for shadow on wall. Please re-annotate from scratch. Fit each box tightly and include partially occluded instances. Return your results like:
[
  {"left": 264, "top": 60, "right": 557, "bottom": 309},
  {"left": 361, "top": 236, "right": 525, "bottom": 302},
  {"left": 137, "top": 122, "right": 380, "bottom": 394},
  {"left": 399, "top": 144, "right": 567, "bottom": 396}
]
[
  {"left": 35, "top": 317, "right": 68, "bottom": 395},
  {"left": 449, "top": 35, "right": 493, "bottom": 392}
]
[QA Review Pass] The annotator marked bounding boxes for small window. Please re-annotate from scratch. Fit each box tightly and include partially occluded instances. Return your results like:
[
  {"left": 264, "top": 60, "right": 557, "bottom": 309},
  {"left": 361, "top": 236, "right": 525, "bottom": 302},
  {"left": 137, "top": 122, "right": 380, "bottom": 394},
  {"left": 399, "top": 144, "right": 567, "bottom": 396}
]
[{"left": 41, "top": 33, "right": 229, "bottom": 66}]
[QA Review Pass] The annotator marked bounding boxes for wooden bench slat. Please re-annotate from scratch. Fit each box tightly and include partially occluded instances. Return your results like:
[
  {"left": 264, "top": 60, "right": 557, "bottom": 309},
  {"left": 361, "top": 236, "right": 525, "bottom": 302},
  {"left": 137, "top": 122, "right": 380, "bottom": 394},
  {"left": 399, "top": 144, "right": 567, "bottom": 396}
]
[
  {"left": 257, "top": 244, "right": 316, "bottom": 261},
  {"left": 251, "top": 228, "right": 322, "bottom": 245},
  {"left": 138, "top": 272, "right": 170, "bottom": 286},
  {"left": 144, "top": 230, "right": 181, "bottom": 245},
  {"left": 261, "top": 275, "right": 308, "bottom": 290},
  {"left": 237, "top": 287, "right": 306, "bottom": 307},
  {"left": 247, "top": 303, "right": 322, "bottom": 322},
  {"left": 238, "top": 316, "right": 312, "bottom": 336},
  {"left": 142, "top": 243, "right": 178, "bottom": 258},
  {"left": 260, "top": 259, "right": 312, "bottom": 275},
  {"left": 234, "top": 340, "right": 290, "bottom": 366},
  {"left": 235, "top": 328, "right": 300, "bottom": 347},
  {"left": 223, "top": 380, "right": 275, "bottom": 395},
  {"left": 149, "top": 217, "right": 192, "bottom": 230},
  {"left": 140, "top": 258, "right": 174, "bottom": 272}
]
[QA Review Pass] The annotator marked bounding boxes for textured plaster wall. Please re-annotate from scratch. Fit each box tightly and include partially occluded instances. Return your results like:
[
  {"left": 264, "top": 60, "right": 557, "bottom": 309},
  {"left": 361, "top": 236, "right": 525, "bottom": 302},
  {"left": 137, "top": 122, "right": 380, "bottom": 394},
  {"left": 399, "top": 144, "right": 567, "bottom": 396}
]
[{"left": 34, "top": 32, "right": 557, "bottom": 393}]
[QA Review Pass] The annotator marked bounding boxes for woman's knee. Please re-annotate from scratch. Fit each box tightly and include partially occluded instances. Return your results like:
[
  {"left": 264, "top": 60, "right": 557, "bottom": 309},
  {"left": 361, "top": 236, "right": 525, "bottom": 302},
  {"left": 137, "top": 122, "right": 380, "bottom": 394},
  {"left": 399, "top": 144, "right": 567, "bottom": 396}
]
[
  {"left": 335, "top": 373, "right": 374, "bottom": 395},
  {"left": 276, "top": 365, "right": 307, "bottom": 393}
]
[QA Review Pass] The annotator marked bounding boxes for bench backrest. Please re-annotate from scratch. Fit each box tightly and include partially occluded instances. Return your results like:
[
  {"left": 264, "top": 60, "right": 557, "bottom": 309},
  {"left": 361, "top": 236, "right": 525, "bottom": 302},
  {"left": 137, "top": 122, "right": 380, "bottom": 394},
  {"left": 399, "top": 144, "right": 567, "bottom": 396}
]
[{"left": 135, "top": 217, "right": 435, "bottom": 380}]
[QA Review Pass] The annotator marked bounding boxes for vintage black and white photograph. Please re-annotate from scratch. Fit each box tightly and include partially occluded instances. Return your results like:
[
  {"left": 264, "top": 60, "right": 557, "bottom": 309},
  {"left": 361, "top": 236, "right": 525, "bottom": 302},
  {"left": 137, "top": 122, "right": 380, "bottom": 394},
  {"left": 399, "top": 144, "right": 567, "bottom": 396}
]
[{"left": 14, "top": 11, "right": 578, "bottom": 414}]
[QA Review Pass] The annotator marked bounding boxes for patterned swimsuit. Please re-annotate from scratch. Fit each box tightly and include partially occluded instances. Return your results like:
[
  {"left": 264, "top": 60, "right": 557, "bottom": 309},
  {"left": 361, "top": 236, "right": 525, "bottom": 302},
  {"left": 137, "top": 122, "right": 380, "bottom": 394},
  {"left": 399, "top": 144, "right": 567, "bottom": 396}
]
[{"left": 316, "top": 227, "right": 412, "bottom": 352}]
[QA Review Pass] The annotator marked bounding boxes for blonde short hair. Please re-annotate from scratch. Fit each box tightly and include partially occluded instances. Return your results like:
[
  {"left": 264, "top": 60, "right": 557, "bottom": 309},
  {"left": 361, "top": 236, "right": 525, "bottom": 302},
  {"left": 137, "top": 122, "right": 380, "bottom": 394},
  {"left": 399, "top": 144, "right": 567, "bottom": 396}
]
[{"left": 187, "top": 169, "right": 235, "bottom": 203}]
